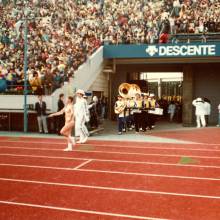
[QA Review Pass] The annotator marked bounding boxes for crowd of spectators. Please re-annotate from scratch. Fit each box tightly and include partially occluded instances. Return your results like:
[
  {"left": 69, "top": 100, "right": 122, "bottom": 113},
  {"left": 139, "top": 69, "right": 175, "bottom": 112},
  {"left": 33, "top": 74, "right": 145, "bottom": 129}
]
[
  {"left": 0, "top": 0, "right": 220, "bottom": 94},
  {"left": 102, "top": 0, "right": 220, "bottom": 44},
  {"left": 0, "top": 0, "right": 102, "bottom": 94}
]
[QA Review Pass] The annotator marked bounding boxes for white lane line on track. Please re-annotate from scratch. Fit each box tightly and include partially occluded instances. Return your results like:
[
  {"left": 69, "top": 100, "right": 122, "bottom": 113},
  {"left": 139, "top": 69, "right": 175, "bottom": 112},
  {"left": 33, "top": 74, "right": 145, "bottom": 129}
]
[
  {"left": 1, "top": 140, "right": 220, "bottom": 151},
  {"left": 76, "top": 168, "right": 220, "bottom": 181},
  {"left": 0, "top": 146, "right": 220, "bottom": 159},
  {"left": 73, "top": 159, "right": 93, "bottom": 170},
  {"left": 0, "top": 200, "right": 168, "bottom": 220},
  {"left": 0, "top": 163, "right": 220, "bottom": 181},
  {"left": 1, "top": 153, "right": 220, "bottom": 169},
  {"left": 0, "top": 178, "right": 220, "bottom": 199}
]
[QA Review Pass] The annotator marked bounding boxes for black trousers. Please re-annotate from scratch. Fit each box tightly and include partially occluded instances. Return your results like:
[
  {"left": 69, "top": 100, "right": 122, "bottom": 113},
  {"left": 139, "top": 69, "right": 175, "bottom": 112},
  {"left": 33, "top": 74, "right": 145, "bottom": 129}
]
[
  {"left": 141, "top": 111, "right": 149, "bottom": 131},
  {"left": 149, "top": 113, "right": 156, "bottom": 128},
  {"left": 133, "top": 112, "right": 142, "bottom": 132}
]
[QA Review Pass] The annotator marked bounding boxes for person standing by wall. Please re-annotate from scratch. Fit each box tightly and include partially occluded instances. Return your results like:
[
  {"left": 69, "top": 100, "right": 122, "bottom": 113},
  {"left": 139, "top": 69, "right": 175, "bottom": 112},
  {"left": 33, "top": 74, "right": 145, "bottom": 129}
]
[
  {"left": 35, "top": 95, "right": 48, "bottom": 133},
  {"left": 168, "top": 101, "right": 176, "bottom": 122},
  {"left": 89, "top": 96, "right": 99, "bottom": 129},
  {"left": 204, "top": 98, "right": 211, "bottom": 126},
  {"left": 217, "top": 104, "right": 220, "bottom": 127},
  {"left": 192, "top": 97, "right": 206, "bottom": 128},
  {"left": 56, "top": 93, "right": 65, "bottom": 135}
]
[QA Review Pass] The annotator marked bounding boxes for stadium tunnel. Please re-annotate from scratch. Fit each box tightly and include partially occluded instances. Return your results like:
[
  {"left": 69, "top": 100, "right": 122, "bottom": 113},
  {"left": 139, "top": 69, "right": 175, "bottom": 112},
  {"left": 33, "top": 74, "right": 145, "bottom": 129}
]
[{"left": 104, "top": 46, "right": 220, "bottom": 126}]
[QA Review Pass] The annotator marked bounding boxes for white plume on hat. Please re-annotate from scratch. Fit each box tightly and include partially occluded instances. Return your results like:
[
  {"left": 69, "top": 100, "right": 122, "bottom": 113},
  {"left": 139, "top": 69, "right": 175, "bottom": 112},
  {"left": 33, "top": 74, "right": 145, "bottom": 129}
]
[{"left": 76, "top": 89, "right": 85, "bottom": 95}]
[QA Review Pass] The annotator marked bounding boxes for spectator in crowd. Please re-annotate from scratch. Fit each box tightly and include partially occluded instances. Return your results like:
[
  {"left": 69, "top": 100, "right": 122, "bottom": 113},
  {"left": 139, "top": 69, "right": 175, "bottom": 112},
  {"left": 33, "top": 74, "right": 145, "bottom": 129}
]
[
  {"left": 192, "top": 97, "right": 206, "bottom": 128},
  {"left": 30, "top": 71, "right": 42, "bottom": 94},
  {"left": 35, "top": 95, "right": 48, "bottom": 133},
  {"left": 43, "top": 68, "right": 54, "bottom": 95}
]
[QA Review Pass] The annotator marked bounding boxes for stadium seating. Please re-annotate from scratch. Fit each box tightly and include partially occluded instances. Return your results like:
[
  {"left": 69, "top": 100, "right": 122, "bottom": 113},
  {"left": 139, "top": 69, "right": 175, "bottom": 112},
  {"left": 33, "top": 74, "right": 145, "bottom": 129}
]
[{"left": 0, "top": 0, "right": 219, "bottom": 94}]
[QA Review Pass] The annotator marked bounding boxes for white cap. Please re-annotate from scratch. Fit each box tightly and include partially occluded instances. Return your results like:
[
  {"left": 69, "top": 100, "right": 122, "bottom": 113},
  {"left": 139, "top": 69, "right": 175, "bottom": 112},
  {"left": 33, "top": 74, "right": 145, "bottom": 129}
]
[
  {"left": 196, "top": 97, "right": 202, "bottom": 102},
  {"left": 149, "top": 93, "right": 155, "bottom": 97},
  {"left": 76, "top": 89, "right": 85, "bottom": 95}
]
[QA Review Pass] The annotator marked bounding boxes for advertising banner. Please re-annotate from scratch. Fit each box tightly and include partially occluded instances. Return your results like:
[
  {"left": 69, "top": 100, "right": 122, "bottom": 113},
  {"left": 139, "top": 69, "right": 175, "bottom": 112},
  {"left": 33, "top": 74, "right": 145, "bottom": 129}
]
[{"left": 104, "top": 43, "right": 220, "bottom": 58}]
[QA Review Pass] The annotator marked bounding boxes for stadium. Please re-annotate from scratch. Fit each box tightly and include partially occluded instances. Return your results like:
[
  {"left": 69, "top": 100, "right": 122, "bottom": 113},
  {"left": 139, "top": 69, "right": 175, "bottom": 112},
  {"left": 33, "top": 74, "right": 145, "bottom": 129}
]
[{"left": 0, "top": 0, "right": 220, "bottom": 219}]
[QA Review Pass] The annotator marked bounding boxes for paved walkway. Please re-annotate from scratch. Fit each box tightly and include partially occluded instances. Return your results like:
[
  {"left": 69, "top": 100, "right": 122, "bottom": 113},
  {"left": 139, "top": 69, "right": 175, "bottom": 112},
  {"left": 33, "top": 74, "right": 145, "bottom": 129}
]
[{"left": 0, "top": 120, "right": 206, "bottom": 144}]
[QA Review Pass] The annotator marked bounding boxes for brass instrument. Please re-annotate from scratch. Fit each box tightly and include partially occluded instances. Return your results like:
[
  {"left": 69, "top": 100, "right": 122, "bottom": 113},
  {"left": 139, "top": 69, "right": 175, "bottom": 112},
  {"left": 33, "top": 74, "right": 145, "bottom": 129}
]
[
  {"left": 114, "top": 101, "right": 126, "bottom": 114},
  {"left": 115, "top": 83, "right": 141, "bottom": 114},
  {"left": 129, "top": 84, "right": 141, "bottom": 97},
  {"left": 118, "top": 83, "right": 131, "bottom": 99},
  {"left": 118, "top": 83, "right": 141, "bottom": 98}
]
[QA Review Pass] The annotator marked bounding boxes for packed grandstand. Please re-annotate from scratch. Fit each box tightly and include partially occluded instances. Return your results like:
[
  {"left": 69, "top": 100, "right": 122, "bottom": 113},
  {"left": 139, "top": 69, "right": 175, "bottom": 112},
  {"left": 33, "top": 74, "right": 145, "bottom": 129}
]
[{"left": 0, "top": 0, "right": 220, "bottom": 94}]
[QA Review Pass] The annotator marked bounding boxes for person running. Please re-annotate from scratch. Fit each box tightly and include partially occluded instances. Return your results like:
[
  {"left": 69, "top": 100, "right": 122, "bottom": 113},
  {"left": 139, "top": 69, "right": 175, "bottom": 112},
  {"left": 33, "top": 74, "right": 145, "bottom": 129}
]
[{"left": 48, "top": 96, "right": 75, "bottom": 151}]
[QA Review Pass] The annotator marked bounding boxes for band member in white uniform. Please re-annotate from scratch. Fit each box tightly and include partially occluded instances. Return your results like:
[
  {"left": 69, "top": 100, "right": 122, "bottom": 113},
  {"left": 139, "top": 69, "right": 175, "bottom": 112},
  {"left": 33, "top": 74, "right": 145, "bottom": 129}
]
[
  {"left": 192, "top": 97, "right": 206, "bottom": 128},
  {"left": 48, "top": 96, "right": 75, "bottom": 151},
  {"left": 75, "top": 89, "right": 89, "bottom": 144}
]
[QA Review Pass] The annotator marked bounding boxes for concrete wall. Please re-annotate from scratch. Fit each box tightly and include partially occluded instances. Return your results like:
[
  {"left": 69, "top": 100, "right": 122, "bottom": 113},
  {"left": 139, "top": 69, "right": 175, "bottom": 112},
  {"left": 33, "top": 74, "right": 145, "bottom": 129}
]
[
  {"left": 0, "top": 95, "right": 52, "bottom": 111},
  {"left": 89, "top": 71, "right": 109, "bottom": 97},
  {"left": 73, "top": 46, "right": 104, "bottom": 92},
  {"left": 182, "top": 65, "right": 194, "bottom": 126}
]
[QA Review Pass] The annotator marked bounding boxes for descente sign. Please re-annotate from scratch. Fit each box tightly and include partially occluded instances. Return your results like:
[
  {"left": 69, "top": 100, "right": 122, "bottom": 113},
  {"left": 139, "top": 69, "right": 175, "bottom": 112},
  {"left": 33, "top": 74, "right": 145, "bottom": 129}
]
[
  {"left": 103, "top": 43, "right": 220, "bottom": 58},
  {"left": 145, "top": 45, "right": 216, "bottom": 57}
]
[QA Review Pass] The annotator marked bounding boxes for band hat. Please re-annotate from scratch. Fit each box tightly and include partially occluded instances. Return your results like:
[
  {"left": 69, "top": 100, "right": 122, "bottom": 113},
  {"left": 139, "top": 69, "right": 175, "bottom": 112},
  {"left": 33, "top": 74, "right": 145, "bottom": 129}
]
[
  {"left": 196, "top": 97, "right": 202, "bottom": 102},
  {"left": 149, "top": 93, "right": 155, "bottom": 97},
  {"left": 76, "top": 89, "right": 85, "bottom": 95}
]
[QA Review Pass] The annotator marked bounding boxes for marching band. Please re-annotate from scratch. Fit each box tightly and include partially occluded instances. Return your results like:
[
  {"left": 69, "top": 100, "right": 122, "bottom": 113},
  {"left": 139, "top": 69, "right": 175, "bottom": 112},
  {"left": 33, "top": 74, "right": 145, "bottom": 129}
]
[{"left": 114, "top": 83, "right": 163, "bottom": 135}]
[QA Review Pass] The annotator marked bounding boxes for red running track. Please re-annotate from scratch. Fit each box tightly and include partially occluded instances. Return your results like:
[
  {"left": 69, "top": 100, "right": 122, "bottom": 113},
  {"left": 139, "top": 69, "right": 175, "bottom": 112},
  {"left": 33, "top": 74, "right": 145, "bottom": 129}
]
[
  {"left": 152, "top": 128, "right": 220, "bottom": 144},
  {"left": 0, "top": 147, "right": 220, "bottom": 166},
  {"left": 0, "top": 136, "right": 220, "bottom": 220}
]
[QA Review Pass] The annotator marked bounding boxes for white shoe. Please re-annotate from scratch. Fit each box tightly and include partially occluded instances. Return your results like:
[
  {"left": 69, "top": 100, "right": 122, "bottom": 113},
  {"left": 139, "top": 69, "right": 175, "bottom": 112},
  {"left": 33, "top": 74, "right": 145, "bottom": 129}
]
[
  {"left": 81, "top": 136, "right": 88, "bottom": 144},
  {"left": 71, "top": 137, "right": 75, "bottom": 145},
  {"left": 76, "top": 141, "right": 82, "bottom": 144}
]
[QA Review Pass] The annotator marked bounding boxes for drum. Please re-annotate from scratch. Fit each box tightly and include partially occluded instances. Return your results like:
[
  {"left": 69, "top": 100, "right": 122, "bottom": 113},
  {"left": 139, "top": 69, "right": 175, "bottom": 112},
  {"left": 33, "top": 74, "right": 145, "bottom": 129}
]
[{"left": 148, "top": 108, "right": 163, "bottom": 115}]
